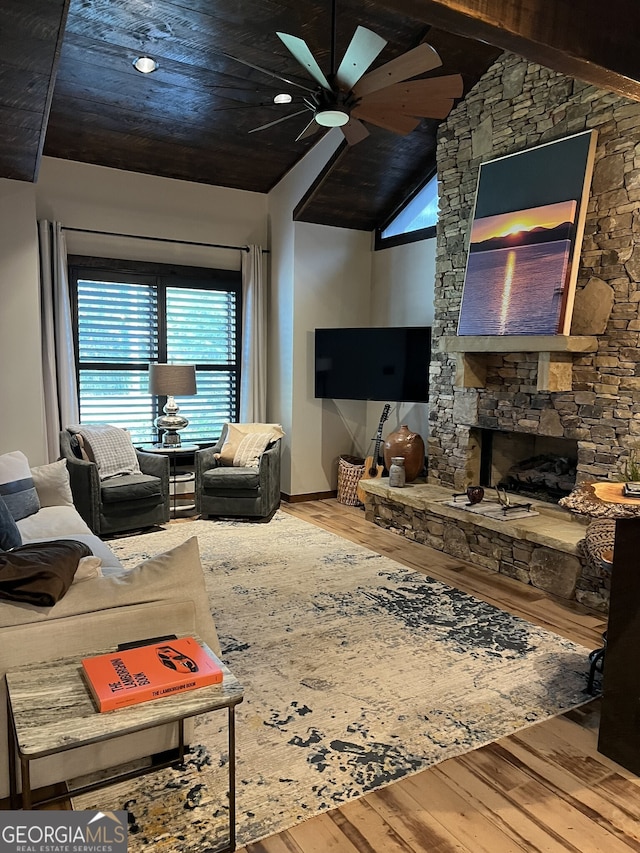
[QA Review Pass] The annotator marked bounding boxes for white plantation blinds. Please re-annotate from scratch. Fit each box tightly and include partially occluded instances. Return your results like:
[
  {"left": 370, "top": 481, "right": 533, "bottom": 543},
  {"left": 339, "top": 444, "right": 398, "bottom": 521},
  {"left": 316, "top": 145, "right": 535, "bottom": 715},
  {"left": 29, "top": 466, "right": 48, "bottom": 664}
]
[{"left": 72, "top": 265, "right": 240, "bottom": 445}]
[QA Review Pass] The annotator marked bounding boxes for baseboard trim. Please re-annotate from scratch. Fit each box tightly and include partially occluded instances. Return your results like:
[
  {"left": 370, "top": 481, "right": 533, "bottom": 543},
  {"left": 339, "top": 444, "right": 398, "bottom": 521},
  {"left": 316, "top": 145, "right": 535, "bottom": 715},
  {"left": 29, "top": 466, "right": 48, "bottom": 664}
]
[{"left": 281, "top": 491, "right": 336, "bottom": 503}]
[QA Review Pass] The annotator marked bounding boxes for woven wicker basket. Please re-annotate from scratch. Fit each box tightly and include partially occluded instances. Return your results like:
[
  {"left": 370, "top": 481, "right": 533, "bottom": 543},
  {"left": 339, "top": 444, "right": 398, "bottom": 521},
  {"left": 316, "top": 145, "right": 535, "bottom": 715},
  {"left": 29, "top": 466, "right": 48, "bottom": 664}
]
[{"left": 337, "top": 455, "right": 365, "bottom": 506}]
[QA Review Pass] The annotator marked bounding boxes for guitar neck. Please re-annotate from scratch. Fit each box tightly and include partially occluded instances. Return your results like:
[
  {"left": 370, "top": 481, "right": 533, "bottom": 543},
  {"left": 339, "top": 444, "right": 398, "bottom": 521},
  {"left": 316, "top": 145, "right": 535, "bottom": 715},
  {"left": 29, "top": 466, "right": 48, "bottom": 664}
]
[{"left": 371, "top": 404, "right": 390, "bottom": 463}]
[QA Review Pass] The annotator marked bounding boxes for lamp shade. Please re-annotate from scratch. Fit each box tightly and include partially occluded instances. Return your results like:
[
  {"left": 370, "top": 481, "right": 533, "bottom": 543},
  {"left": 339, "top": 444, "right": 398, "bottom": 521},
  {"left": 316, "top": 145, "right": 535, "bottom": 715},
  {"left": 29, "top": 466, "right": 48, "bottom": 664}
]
[{"left": 148, "top": 364, "right": 197, "bottom": 396}]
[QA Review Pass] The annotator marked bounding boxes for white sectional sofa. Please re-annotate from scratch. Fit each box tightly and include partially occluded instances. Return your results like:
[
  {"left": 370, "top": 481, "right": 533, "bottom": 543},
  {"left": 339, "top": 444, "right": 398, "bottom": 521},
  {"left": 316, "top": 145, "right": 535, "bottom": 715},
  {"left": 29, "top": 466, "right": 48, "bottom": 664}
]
[{"left": 0, "top": 460, "right": 220, "bottom": 800}]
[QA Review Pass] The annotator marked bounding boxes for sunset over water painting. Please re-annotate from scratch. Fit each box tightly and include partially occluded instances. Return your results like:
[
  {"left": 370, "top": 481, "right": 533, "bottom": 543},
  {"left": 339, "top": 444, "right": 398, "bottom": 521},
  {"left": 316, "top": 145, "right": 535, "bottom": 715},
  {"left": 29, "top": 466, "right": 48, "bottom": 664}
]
[
  {"left": 457, "top": 129, "right": 597, "bottom": 337},
  {"left": 458, "top": 201, "right": 577, "bottom": 335}
]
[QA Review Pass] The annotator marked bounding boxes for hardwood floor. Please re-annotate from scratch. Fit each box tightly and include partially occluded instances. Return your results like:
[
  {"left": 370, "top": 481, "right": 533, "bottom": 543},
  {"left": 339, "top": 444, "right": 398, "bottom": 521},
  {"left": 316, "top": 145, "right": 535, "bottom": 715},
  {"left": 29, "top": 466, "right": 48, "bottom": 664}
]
[{"left": 232, "top": 499, "right": 640, "bottom": 853}]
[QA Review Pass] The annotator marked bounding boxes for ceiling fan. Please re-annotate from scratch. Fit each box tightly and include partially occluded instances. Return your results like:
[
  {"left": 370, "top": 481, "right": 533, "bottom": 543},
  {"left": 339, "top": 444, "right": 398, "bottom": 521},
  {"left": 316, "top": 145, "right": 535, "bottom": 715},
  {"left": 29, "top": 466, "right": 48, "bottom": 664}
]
[{"left": 224, "top": 1, "right": 463, "bottom": 146}]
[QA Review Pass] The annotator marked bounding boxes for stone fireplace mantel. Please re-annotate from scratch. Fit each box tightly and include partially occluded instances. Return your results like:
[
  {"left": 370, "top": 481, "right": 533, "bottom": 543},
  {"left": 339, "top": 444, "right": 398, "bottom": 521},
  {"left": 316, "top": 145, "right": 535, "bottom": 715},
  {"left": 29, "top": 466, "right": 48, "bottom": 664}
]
[{"left": 440, "top": 335, "right": 599, "bottom": 392}]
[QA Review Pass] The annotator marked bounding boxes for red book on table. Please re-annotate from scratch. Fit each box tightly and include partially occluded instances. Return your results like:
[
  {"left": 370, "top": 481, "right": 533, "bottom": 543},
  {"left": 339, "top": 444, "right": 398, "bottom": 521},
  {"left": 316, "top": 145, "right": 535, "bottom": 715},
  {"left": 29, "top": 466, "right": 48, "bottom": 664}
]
[{"left": 82, "top": 637, "right": 223, "bottom": 712}]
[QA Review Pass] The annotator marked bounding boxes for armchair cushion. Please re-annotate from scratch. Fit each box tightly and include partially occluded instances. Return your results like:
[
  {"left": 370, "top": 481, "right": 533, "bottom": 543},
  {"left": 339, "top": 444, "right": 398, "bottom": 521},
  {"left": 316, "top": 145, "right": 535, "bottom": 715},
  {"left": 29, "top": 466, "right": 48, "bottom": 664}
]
[
  {"left": 217, "top": 423, "right": 285, "bottom": 466},
  {"left": 202, "top": 466, "right": 261, "bottom": 491},
  {"left": 100, "top": 473, "right": 164, "bottom": 504},
  {"left": 66, "top": 425, "right": 141, "bottom": 480}
]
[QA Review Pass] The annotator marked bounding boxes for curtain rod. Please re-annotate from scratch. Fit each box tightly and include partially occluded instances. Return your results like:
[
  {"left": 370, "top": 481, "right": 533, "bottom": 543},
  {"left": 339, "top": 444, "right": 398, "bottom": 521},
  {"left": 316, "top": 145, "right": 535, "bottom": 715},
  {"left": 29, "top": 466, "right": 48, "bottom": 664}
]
[{"left": 61, "top": 226, "right": 269, "bottom": 253}]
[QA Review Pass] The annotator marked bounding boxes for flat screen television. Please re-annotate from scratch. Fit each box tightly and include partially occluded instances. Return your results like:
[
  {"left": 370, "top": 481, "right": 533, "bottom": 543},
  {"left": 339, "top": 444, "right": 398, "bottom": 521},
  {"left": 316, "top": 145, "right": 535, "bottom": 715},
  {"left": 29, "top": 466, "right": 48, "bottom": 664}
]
[{"left": 314, "top": 327, "right": 431, "bottom": 402}]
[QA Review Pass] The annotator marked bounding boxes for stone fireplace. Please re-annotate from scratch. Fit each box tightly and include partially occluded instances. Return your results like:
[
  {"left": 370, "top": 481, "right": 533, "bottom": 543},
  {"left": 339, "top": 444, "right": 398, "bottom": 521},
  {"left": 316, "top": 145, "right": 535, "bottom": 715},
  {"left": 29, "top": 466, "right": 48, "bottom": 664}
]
[
  {"left": 428, "top": 53, "right": 640, "bottom": 501},
  {"left": 364, "top": 52, "right": 640, "bottom": 613}
]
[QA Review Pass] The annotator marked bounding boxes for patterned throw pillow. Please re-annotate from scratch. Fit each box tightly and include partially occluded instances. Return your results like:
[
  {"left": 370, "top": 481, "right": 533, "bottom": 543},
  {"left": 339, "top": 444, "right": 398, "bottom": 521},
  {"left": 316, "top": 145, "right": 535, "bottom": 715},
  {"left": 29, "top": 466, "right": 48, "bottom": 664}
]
[
  {"left": 232, "top": 432, "right": 274, "bottom": 468},
  {"left": 0, "top": 450, "right": 40, "bottom": 521},
  {"left": 218, "top": 423, "right": 285, "bottom": 467}
]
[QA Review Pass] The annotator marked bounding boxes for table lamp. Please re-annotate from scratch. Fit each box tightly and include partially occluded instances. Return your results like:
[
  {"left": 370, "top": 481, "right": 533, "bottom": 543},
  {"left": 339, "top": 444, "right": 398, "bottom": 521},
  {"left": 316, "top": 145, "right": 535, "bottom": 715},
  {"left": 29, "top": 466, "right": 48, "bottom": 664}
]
[{"left": 148, "top": 363, "right": 197, "bottom": 447}]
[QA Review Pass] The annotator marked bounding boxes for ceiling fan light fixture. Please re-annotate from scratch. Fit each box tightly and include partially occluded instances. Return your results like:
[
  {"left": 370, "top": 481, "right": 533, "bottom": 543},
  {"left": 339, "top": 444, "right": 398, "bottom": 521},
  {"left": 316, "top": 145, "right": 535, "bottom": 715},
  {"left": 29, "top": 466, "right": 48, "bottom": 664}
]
[
  {"left": 315, "top": 109, "right": 349, "bottom": 127},
  {"left": 273, "top": 93, "right": 292, "bottom": 104},
  {"left": 133, "top": 56, "right": 158, "bottom": 74}
]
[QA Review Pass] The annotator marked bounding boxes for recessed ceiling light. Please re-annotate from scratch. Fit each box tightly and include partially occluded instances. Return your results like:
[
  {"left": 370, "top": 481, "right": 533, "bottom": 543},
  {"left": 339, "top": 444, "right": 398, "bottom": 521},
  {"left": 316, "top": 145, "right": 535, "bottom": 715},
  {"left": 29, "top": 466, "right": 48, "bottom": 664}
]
[
  {"left": 273, "top": 93, "right": 292, "bottom": 104},
  {"left": 133, "top": 56, "right": 158, "bottom": 74}
]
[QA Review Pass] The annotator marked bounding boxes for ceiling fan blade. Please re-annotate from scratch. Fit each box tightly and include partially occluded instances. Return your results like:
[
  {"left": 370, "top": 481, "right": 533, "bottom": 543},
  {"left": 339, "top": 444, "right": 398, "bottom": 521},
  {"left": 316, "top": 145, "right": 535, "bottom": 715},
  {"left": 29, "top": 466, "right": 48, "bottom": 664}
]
[
  {"left": 277, "top": 32, "right": 332, "bottom": 91},
  {"left": 335, "top": 26, "right": 386, "bottom": 92},
  {"left": 402, "top": 98, "right": 455, "bottom": 120},
  {"left": 340, "top": 118, "right": 370, "bottom": 146},
  {"left": 296, "top": 117, "right": 323, "bottom": 141},
  {"left": 248, "top": 109, "right": 309, "bottom": 134},
  {"left": 352, "top": 43, "right": 442, "bottom": 98},
  {"left": 223, "top": 52, "right": 316, "bottom": 93},
  {"left": 356, "top": 77, "right": 462, "bottom": 121},
  {"left": 359, "top": 75, "right": 464, "bottom": 108},
  {"left": 351, "top": 105, "right": 421, "bottom": 135}
]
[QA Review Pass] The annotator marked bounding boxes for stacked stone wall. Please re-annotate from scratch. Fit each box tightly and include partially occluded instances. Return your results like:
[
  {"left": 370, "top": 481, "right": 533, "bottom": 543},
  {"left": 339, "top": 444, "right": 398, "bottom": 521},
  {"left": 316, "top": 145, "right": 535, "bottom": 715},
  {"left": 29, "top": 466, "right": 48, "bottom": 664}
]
[
  {"left": 429, "top": 53, "right": 640, "bottom": 492},
  {"left": 365, "top": 492, "right": 601, "bottom": 605}
]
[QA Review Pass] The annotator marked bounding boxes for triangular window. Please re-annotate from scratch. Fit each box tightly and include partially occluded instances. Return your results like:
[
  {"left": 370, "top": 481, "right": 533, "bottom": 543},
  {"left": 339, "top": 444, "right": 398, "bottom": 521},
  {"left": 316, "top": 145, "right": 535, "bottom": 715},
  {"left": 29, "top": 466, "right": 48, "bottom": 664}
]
[{"left": 375, "top": 173, "right": 438, "bottom": 249}]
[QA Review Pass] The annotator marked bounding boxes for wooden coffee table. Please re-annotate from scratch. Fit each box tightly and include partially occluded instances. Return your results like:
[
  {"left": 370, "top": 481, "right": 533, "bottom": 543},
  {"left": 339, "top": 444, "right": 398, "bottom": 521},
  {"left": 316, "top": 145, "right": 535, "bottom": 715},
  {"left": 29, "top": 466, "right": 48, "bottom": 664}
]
[{"left": 6, "top": 642, "right": 243, "bottom": 851}]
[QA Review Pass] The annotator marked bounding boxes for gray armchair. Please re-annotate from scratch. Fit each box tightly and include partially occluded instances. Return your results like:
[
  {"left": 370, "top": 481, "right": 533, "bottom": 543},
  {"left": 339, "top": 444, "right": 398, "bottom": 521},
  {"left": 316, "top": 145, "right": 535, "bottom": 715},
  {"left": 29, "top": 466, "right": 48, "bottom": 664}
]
[
  {"left": 59, "top": 430, "right": 170, "bottom": 536},
  {"left": 195, "top": 426, "right": 282, "bottom": 520}
]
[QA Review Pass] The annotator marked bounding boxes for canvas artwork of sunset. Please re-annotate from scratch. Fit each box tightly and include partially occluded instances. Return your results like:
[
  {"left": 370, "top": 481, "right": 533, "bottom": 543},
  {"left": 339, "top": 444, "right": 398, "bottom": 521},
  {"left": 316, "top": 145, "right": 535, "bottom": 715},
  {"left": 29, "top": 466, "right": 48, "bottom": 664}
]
[{"left": 458, "top": 199, "right": 578, "bottom": 336}]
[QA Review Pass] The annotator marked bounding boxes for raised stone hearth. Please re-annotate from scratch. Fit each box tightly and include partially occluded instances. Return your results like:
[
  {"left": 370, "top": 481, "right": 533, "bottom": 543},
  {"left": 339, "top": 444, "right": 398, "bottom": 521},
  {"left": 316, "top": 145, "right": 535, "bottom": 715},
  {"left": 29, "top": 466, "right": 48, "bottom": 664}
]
[{"left": 359, "top": 479, "right": 609, "bottom": 611}]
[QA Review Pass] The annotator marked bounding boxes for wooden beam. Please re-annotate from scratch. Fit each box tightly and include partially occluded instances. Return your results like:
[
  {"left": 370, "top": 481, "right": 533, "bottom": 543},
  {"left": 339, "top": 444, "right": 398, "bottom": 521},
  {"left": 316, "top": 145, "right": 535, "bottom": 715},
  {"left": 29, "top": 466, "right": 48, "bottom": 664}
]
[
  {"left": 34, "top": 0, "right": 70, "bottom": 182},
  {"left": 0, "top": 0, "right": 70, "bottom": 182},
  {"left": 292, "top": 139, "right": 349, "bottom": 222},
  {"left": 375, "top": 0, "right": 640, "bottom": 102}
]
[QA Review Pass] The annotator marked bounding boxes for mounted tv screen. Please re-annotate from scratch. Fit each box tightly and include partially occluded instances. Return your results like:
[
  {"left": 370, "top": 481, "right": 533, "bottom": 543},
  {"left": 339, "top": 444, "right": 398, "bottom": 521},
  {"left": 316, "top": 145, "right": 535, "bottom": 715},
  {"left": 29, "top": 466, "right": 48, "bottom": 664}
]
[{"left": 315, "top": 327, "right": 431, "bottom": 402}]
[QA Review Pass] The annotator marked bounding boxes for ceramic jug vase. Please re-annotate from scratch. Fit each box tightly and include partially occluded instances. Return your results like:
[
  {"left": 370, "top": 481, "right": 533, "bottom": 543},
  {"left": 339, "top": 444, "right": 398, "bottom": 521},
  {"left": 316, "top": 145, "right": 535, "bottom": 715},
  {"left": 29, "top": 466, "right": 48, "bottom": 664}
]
[{"left": 383, "top": 425, "right": 425, "bottom": 482}]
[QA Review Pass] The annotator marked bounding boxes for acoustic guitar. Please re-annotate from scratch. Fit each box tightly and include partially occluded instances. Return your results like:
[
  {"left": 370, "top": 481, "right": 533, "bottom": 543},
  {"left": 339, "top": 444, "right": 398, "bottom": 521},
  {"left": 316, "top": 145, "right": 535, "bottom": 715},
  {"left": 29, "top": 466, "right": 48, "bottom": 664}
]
[{"left": 357, "top": 404, "right": 391, "bottom": 504}]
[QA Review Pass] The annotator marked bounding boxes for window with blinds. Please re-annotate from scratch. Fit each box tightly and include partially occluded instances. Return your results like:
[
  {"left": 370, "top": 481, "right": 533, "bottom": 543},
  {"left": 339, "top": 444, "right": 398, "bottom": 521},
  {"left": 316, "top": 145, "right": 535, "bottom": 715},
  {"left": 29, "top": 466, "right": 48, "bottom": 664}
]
[{"left": 69, "top": 260, "right": 241, "bottom": 446}]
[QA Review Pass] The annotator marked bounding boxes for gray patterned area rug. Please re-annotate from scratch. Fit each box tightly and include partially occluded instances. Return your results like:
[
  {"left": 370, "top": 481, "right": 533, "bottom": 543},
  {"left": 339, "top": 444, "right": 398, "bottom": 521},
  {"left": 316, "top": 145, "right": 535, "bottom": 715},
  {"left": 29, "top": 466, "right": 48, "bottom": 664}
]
[{"left": 74, "top": 511, "right": 593, "bottom": 850}]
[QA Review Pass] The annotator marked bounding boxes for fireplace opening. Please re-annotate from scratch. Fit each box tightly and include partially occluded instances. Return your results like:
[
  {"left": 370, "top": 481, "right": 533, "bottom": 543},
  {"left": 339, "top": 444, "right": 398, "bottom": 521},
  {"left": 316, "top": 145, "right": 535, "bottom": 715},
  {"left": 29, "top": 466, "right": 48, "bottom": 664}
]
[{"left": 477, "top": 429, "right": 578, "bottom": 503}]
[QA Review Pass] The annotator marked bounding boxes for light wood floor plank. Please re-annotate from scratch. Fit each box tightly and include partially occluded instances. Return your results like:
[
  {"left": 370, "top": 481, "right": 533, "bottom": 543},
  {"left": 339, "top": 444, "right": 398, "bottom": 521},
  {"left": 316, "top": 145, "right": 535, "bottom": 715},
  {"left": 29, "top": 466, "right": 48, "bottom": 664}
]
[
  {"left": 239, "top": 832, "right": 305, "bottom": 853},
  {"left": 397, "top": 768, "right": 531, "bottom": 853},
  {"left": 284, "top": 811, "right": 365, "bottom": 853},
  {"left": 432, "top": 757, "right": 586, "bottom": 853},
  {"left": 344, "top": 786, "right": 470, "bottom": 853},
  {"left": 460, "top": 739, "right": 640, "bottom": 848}
]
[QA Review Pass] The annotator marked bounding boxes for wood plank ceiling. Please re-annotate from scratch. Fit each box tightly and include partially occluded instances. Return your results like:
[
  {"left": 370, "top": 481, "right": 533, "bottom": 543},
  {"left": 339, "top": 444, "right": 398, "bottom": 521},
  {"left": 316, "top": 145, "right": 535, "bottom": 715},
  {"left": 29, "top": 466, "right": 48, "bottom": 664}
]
[{"left": 1, "top": 0, "right": 639, "bottom": 232}]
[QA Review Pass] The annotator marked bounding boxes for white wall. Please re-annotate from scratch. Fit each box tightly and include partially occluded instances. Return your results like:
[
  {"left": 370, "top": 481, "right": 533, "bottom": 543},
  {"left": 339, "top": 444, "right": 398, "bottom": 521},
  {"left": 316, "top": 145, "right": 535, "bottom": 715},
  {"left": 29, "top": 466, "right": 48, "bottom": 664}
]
[
  {"left": 366, "top": 237, "right": 436, "bottom": 464},
  {"left": 0, "top": 179, "right": 47, "bottom": 464},
  {"left": 36, "top": 158, "right": 267, "bottom": 269},
  {"left": 267, "top": 130, "right": 351, "bottom": 496},
  {"left": 291, "top": 222, "right": 371, "bottom": 495}
]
